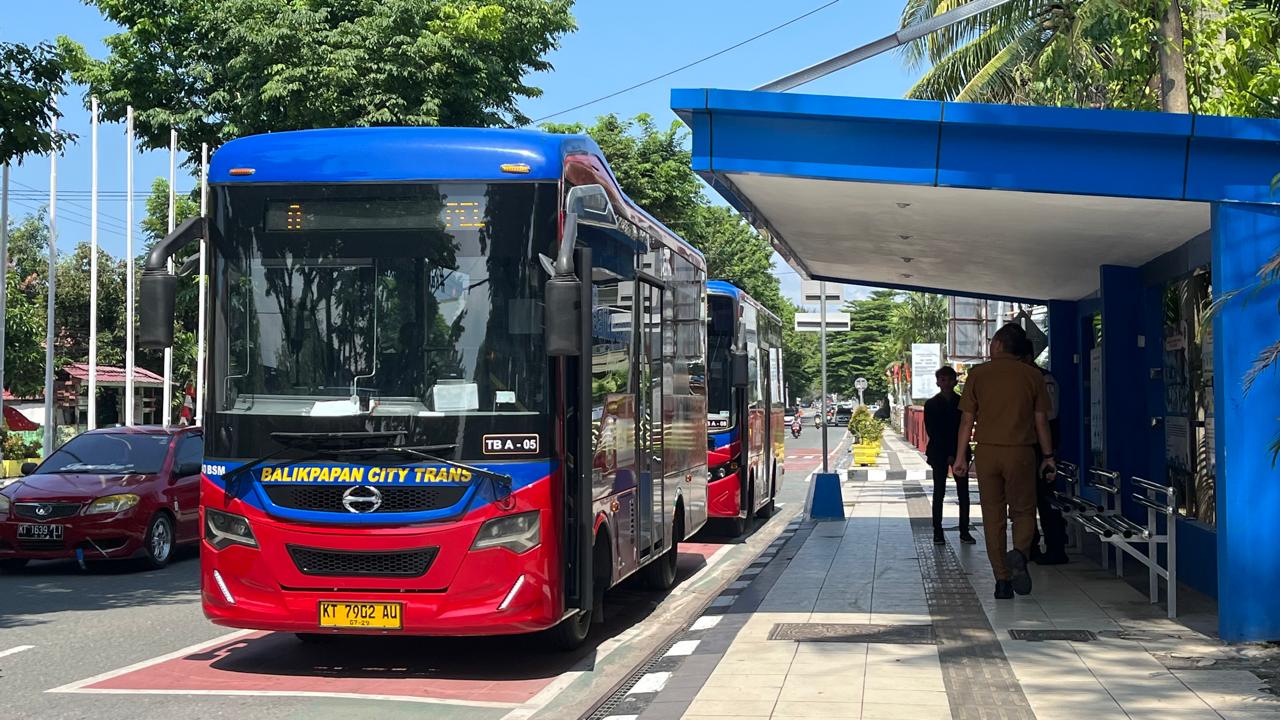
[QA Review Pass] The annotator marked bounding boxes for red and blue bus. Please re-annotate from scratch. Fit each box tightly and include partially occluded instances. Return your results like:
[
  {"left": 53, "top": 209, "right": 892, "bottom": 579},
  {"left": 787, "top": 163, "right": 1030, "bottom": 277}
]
[
  {"left": 705, "top": 281, "right": 784, "bottom": 535},
  {"left": 139, "top": 127, "right": 709, "bottom": 648}
]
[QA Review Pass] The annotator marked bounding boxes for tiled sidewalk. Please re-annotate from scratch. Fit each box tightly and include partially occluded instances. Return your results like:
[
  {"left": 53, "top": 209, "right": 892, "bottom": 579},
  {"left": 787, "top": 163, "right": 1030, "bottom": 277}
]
[{"left": 624, "top": 433, "right": 1280, "bottom": 720}]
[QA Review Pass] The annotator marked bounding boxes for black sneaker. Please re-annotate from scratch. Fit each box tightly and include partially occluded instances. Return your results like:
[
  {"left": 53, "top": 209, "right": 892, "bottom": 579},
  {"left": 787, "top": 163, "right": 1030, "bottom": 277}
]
[
  {"left": 994, "top": 580, "right": 1014, "bottom": 599},
  {"left": 959, "top": 532, "right": 976, "bottom": 544},
  {"left": 933, "top": 530, "right": 945, "bottom": 545},
  {"left": 1007, "top": 549, "right": 1033, "bottom": 595}
]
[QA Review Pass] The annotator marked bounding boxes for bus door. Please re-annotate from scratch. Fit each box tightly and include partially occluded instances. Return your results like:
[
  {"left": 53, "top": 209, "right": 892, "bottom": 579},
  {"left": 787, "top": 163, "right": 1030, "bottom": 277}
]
[{"left": 637, "top": 279, "right": 665, "bottom": 558}]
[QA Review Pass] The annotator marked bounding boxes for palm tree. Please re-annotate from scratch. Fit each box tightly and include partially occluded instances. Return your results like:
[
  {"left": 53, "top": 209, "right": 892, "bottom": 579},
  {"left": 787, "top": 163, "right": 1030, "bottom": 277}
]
[{"left": 899, "top": 0, "right": 1192, "bottom": 110}]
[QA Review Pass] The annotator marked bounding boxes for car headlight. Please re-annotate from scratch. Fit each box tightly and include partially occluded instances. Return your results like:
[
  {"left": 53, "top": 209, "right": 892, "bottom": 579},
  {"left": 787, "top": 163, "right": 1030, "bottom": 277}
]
[
  {"left": 84, "top": 493, "right": 140, "bottom": 515},
  {"left": 471, "top": 511, "right": 540, "bottom": 554},
  {"left": 0, "top": 494, "right": 9, "bottom": 514},
  {"left": 205, "top": 508, "right": 257, "bottom": 550}
]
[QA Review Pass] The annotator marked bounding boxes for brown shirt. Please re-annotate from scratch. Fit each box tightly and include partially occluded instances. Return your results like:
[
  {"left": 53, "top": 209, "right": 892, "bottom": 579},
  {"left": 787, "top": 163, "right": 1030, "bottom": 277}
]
[{"left": 959, "top": 353, "right": 1051, "bottom": 447}]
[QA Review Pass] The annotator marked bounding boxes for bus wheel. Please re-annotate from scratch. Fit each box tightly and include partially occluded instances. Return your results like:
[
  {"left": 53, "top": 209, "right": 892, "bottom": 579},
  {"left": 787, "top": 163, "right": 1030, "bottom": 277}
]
[
  {"left": 644, "top": 512, "right": 681, "bottom": 591},
  {"left": 547, "top": 607, "right": 592, "bottom": 651}
]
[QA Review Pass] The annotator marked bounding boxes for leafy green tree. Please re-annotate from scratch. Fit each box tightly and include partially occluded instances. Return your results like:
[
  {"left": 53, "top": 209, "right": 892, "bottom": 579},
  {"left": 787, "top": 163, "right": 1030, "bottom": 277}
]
[
  {"left": 62, "top": 0, "right": 576, "bottom": 154},
  {"left": 4, "top": 213, "right": 53, "bottom": 396},
  {"left": 825, "top": 291, "right": 896, "bottom": 400},
  {"left": 899, "top": 0, "right": 1278, "bottom": 117},
  {"left": 880, "top": 292, "right": 948, "bottom": 378},
  {"left": 0, "top": 40, "right": 71, "bottom": 164},
  {"left": 54, "top": 243, "right": 128, "bottom": 369},
  {"left": 543, "top": 114, "right": 817, "bottom": 398},
  {"left": 138, "top": 178, "right": 201, "bottom": 399}
]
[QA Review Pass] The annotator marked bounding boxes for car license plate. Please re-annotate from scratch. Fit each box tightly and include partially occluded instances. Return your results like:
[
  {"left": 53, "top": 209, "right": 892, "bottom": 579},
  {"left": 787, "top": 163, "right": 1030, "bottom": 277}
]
[
  {"left": 17, "top": 524, "right": 63, "bottom": 540},
  {"left": 318, "top": 601, "right": 402, "bottom": 630}
]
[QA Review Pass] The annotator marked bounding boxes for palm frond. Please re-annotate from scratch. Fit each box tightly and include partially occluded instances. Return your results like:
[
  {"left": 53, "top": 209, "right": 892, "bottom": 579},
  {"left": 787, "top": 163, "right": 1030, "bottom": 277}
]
[
  {"left": 900, "top": 0, "right": 1045, "bottom": 69},
  {"left": 956, "top": 27, "right": 1042, "bottom": 101},
  {"left": 1243, "top": 340, "right": 1280, "bottom": 394},
  {"left": 906, "top": 14, "right": 1041, "bottom": 100}
]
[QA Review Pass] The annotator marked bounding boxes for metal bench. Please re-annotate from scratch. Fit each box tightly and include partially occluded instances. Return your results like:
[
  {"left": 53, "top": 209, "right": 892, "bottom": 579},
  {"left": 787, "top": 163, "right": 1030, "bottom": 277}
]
[{"left": 1048, "top": 461, "right": 1178, "bottom": 618}]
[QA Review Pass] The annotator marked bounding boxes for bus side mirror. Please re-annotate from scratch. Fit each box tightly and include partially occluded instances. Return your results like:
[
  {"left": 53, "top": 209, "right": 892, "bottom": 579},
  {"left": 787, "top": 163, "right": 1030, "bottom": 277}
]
[
  {"left": 138, "top": 216, "right": 207, "bottom": 350},
  {"left": 139, "top": 271, "right": 178, "bottom": 349},
  {"left": 546, "top": 212, "right": 582, "bottom": 357},
  {"left": 731, "top": 351, "right": 748, "bottom": 388}
]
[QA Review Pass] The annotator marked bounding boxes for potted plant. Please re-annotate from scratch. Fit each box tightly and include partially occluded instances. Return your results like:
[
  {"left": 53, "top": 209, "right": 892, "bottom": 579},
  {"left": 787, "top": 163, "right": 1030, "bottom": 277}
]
[{"left": 848, "top": 406, "right": 885, "bottom": 466}]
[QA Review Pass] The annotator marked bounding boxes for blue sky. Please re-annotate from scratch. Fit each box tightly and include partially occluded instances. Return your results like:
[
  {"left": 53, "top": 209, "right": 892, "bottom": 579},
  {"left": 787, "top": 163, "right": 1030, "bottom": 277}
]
[{"left": 5, "top": 0, "right": 918, "bottom": 306}]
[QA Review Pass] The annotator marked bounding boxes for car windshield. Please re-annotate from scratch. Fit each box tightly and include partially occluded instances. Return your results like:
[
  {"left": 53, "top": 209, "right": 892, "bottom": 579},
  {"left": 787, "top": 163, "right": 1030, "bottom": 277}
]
[
  {"left": 212, "top": 182, "right": 556, "bottom": 418},
  {"left": 38, "top": 434, "right": 171, "bottom": 474}
]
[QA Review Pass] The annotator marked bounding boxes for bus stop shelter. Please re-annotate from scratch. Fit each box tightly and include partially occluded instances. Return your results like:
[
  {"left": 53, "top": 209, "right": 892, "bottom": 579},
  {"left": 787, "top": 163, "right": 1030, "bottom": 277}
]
[{"left": 672, "top": 88, "right": 1280, "bottom": 643}]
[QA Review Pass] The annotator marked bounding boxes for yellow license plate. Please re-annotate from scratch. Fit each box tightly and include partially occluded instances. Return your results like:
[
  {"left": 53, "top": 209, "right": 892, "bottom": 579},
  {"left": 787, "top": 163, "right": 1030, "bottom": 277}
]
[{"left": 318, "top": 601, "right": 402, "bottom": 629}]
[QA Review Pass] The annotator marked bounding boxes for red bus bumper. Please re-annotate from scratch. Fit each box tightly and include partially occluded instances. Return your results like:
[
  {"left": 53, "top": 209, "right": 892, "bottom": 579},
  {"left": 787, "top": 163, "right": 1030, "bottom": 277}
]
[
  {"left": 707, "top": 471, "right": 742, "bottom": 519},
  {"left": 200, "top": 477, "right": 564, "bottom": 636}
]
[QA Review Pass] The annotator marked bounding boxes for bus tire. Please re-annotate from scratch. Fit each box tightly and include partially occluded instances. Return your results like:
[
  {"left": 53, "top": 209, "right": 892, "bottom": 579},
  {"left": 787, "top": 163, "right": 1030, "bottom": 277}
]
[
  {"left": 547, "top": 535, "right": 608, "bottom": 651},
  {"left": 643, "top": 509, "right": 681, "bottom": 591}
]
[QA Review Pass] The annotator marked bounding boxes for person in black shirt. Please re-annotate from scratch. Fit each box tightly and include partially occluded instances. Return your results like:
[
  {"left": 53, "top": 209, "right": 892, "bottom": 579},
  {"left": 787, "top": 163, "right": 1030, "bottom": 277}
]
[{"left": 924, "top": 366, "right": 974, "bottom": 546}]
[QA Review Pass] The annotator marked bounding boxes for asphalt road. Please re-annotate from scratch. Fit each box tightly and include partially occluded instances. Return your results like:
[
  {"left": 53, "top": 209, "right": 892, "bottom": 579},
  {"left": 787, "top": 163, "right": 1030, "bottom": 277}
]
[{"left": 0, "top": 430, "right": 846, "bottom": 720}]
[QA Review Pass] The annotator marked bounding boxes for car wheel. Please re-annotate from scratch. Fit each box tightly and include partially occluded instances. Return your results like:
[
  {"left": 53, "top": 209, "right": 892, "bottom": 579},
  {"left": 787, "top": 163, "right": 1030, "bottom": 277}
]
[
  {"left": 141, "top": 512, "right": 175, "bottom": 570},
  {"left": 0, "top": 559, "right": 29, "bottom": 573}
]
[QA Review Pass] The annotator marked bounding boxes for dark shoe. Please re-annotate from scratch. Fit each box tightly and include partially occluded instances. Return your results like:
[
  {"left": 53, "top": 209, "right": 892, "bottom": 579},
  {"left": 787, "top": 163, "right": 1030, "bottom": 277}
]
[
  {"left": 933, "top": 530, "right": 946, "bottom": 545},
  {"left": 1007, "top": 549, "right": 1033, "bottom": 595},
  {"left": 994, "top": 580, "right": 1014, "bottom": 599},
  {"left": 959, "top": 532, "right": 976, "bottom": 544},
  {"left": 1036, "top": 552, "right": 1069, "bottom": 565}
]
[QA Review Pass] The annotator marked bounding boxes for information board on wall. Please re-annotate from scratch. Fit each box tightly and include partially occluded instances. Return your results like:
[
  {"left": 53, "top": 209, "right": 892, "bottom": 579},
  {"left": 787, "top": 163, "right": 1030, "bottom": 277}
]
[
  {"left": 1090, "top": 346, "right": 1104, "bottom": 454},
  {"left": 911, "top": 344, "right": 942, "bottom": 401}
]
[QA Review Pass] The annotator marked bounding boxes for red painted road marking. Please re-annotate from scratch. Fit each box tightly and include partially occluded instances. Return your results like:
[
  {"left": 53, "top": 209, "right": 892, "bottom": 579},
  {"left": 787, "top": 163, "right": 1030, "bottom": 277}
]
[{"left": 49, "top": 540, "right": 733, "bottom": 708}]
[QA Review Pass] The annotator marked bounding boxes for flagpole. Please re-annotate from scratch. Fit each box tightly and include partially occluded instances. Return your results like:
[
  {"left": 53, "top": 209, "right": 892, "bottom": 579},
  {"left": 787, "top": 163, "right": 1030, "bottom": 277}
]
[
  {"left": 196, "top": 142, "right": 208, "bottom": 427},
  {"left": 42, "top": 104, "right": 58, "bottom": 456},
  {"left": 0, "top": 164, "right": 9, "bottom": 464},
  {"left": 163, "top": 129, "right": 176, "bottom": 427},
  {"left": 88, "top": 97, "right": 99, "bottom": 430},
  {"left": 124, "top": 106, "right": 135, "bottom": 426}
]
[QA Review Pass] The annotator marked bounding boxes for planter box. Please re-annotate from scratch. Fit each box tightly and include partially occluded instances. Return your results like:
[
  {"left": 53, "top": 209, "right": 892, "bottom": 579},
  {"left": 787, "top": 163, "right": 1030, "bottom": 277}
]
[
  {"left": 852, "top": 442, "right": 881, "bottom": 466},
  {"left": 1, "top": 458, "right": 39, "bottom": 478}
]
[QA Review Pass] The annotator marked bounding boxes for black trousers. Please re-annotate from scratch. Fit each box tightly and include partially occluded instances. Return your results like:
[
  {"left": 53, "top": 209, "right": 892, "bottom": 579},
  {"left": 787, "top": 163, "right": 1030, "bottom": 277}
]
[
  {"left": 1034, "top": 474, "right": 1069, "bottom": 555},
  {"left": 928, "top": 459, "right": 970, "bottom": 533}
]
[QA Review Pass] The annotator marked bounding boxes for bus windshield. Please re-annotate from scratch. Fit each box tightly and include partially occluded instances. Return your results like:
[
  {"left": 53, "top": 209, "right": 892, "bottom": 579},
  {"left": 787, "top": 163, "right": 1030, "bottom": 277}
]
[
  {"left": 707, "top": 293, "right": 736, "bottom": 431},
  {"left": 211, "top": 182, "right": 558, "bottom": 420}
]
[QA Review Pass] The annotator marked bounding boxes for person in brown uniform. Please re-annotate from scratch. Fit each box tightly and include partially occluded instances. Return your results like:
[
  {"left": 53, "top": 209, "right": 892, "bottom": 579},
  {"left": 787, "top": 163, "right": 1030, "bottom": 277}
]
[{"left": 953, "top": 323, "right": 1056, "bottom": 599}]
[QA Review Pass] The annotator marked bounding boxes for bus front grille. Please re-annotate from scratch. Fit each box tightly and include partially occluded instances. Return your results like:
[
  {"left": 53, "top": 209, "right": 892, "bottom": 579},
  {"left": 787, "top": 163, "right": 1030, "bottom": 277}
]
[
  {"left": 287, "top": 546, "right": 439, "bottom": 577},
  {"left": 263, "top": 485, "right": 468, "bottom": 514}
]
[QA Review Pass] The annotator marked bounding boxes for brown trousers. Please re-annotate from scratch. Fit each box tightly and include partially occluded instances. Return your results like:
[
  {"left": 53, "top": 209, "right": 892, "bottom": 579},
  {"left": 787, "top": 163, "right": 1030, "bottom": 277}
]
[{"left": 976, "top": 444, "right": 1037, "bottom": 580}]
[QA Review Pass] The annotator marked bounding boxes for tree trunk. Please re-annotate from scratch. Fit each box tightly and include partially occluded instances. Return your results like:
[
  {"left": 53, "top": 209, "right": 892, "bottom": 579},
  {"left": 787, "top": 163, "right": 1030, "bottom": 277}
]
[{"left": 1156, "top": 0, "right": 1190, "bottom": 113}]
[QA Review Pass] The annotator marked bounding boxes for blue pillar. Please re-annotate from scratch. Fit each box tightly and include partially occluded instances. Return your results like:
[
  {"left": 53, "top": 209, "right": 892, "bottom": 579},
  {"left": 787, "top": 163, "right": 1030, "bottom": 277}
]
[
  {"left": 1099, "top": 266, "right": 1145, "bottom": 489},
  {"left": 1212, "top": 202, "right": 1280, "bottom": 643},
  {"left": 1048, "top": 300, "right": 1080, "bottom": 470}
]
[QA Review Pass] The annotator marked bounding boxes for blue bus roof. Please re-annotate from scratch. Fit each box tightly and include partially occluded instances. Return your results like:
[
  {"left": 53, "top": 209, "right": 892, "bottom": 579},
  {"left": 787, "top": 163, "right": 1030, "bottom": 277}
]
[
  {"left": 707, "top": 280, "right": 744, "bottom": 298},
  {"left": 707, "top": 280, "right": 782, "bottom": 325},
  {"left": 208, "top": 127, "right": 600, "bottom": 184}
]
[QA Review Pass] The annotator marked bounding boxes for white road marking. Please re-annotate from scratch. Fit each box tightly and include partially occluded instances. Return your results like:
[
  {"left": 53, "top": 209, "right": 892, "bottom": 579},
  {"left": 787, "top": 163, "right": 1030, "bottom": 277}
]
[
  {"left": 627, "top": 672, "right": 671, "bottom": 694},
  {"left": 690, "top": 615, "right": 722, "bottom": 631},
  {"left": 602, "top": 715, "right": 639, "bottom": 720},
  {"left": 46, "top": 689, "right": 519, "bottom": 708},
  {"left": 0, "top": 645, "right": 34, "bottom": 658},
  {"left": 669, "top": 544, "right": 733, "bottom": 598},
  {"left": 46, "top": 631, "right": 255, "bottom": 694},
  {"left": 664, "top": 640, "right": 699, "bottom": 657}
]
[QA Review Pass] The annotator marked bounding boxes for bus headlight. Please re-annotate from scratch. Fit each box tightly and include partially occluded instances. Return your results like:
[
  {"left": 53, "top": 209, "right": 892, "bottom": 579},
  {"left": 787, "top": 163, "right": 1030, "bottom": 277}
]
[
  {"left": 471, "top": 511, "right": 540, "bottom": 554},
  {"left": 711, "top": 460, "right": 739, "bottom": 480},
  {"left": 85, "top": 494, "right": 140, "bottom": 515},
  {"left": 205, "top": 508, "right": 258, "bottom": 549}
]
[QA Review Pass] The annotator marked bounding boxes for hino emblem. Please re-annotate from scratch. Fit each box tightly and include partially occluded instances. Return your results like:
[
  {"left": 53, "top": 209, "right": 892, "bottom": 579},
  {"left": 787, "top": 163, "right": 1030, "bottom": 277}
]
[{"left": 341, "top": 485, "right": 383, "bottom": 514}]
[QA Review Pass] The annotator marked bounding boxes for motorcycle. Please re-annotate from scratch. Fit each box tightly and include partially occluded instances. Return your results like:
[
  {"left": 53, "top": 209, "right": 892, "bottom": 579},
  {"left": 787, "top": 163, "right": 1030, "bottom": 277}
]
[{"left": 790, "top": 420, "right": 802, "bottom": 438}]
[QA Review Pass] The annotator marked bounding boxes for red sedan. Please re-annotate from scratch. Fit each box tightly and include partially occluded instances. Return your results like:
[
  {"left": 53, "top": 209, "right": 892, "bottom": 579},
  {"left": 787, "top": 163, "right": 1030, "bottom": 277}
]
[{"left": 0, "top": 426, "right": 203, "bottom": 571}]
